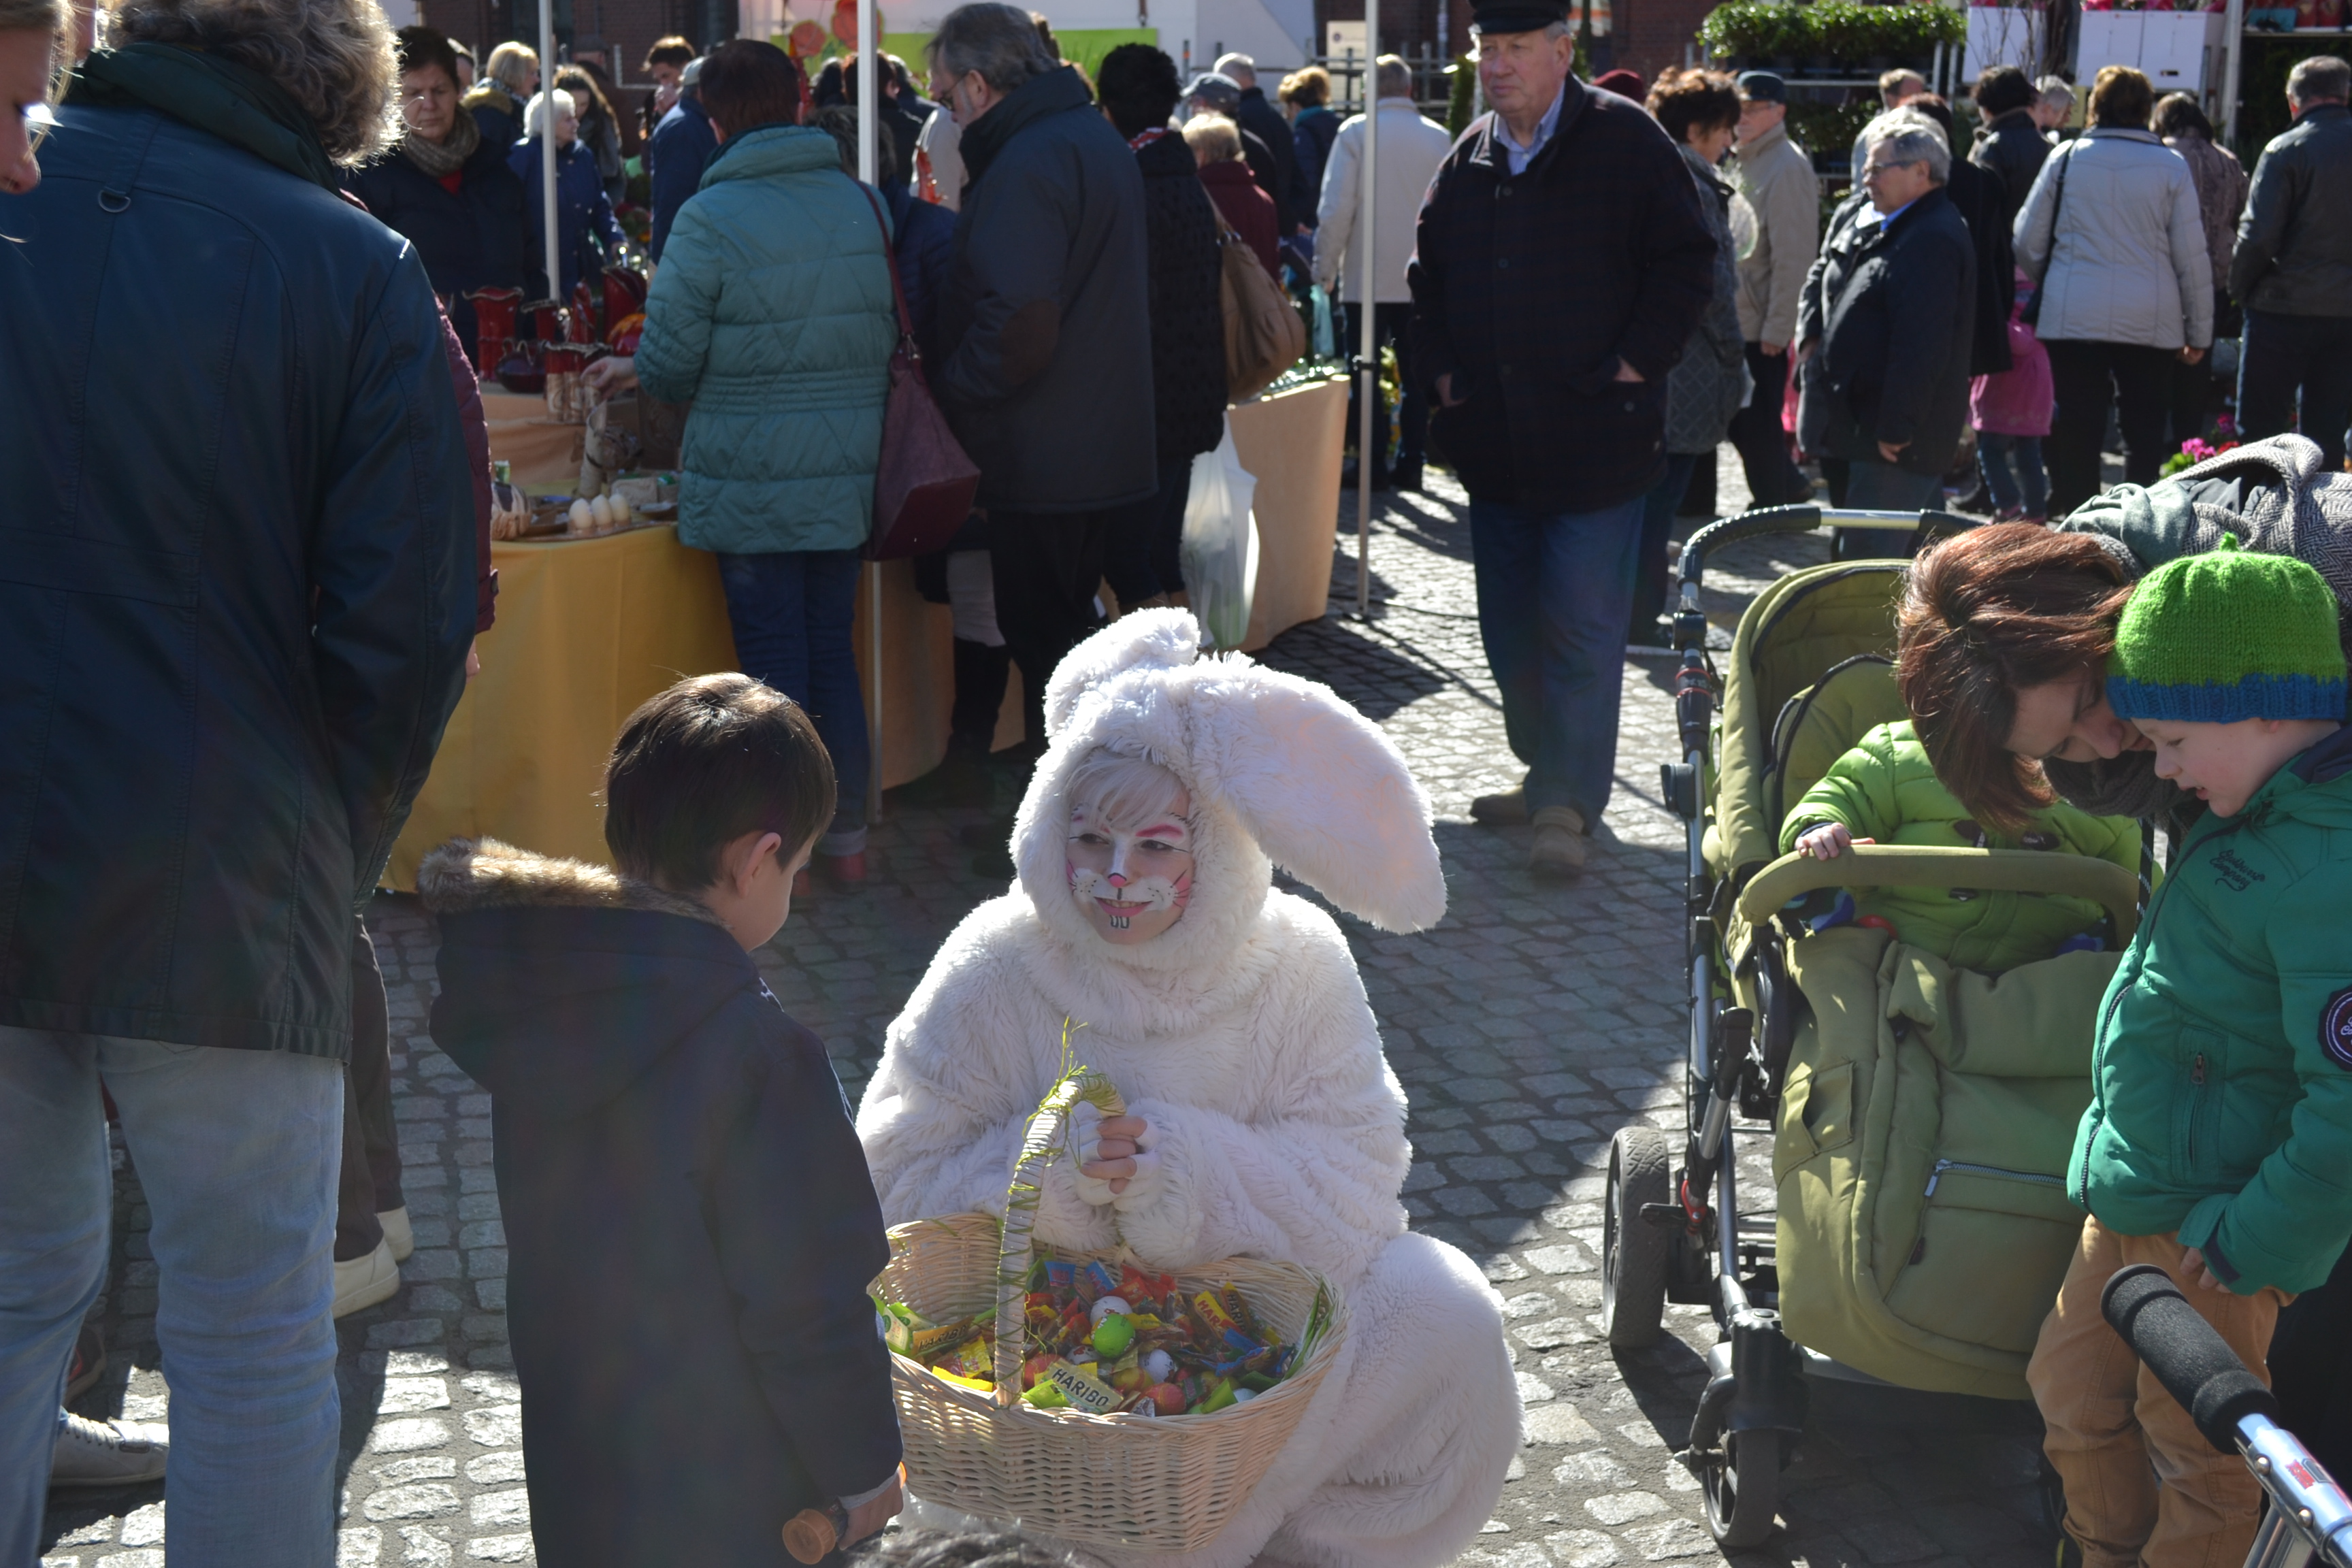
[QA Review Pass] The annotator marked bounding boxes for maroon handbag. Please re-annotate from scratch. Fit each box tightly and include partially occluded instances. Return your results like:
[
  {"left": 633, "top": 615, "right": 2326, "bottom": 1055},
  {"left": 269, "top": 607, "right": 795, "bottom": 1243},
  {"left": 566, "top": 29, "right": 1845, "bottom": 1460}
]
[{"left": 858, "top": 186, "right": 981, "bottom": 560}]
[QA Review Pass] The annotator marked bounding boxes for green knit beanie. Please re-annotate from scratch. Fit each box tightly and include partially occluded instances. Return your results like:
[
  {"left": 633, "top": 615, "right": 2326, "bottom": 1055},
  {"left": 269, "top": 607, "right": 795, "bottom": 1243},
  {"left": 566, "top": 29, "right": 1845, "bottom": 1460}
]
[{"left": 2107, "top": 535, "right": 2347, "bottom": 723}]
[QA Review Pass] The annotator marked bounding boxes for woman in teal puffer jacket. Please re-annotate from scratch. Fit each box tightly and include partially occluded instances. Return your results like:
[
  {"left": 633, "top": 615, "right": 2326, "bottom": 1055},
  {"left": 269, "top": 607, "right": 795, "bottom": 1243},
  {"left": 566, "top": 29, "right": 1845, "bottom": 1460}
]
[{"left": 590, "top": 39, "right": 896, "bottom": 881}]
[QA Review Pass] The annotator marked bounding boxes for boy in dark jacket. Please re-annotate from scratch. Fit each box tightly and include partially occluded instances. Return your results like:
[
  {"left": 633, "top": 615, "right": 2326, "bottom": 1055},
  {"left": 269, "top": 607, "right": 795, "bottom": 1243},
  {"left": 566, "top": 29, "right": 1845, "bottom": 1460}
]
[
  {"left": 2028, "top": 541, "right": 2352, "bottom": 1568},
  {"left": 420, "top": 674, "right": 902, "bottom": 1566}
]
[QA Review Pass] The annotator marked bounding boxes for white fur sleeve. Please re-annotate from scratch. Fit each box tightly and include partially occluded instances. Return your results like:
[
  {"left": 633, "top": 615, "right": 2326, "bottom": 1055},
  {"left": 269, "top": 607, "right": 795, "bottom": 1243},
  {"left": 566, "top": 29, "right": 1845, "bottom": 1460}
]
[
  {"left": 1110, "top": 911, "right": 1410, "bottom": 1285},
  {"left": 854, "top": 906, "right": 1119, "bottom": 1252}
]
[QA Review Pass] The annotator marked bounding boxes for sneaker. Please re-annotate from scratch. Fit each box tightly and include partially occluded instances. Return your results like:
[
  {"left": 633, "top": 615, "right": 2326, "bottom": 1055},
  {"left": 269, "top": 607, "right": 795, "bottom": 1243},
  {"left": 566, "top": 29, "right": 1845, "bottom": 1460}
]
[
  {"left": 50, "top": 1413, "right": 167, "bottom": 1490},
  {"left": 378, "top": 1205, "right": 414, "bottom": 1265},
  {"left": 1529, "top": 806, "right": 1590, "bottom": 877},
  {"left": 817, "top": 851, "right": 867, "bottom": 888},
  {"left": 332, "top": 1236, "right": 401, "bottom": 1318},
  {"left": 1469, "top": 786, "right": 1530, "bottom": 827},
  {"left": 65, "top": 1324, "right": 105, "bottom": 1402}
]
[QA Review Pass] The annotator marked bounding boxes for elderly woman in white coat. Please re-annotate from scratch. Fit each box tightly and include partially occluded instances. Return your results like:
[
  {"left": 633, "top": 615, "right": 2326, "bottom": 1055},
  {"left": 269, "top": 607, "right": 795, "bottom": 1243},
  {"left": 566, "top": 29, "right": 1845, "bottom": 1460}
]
[
  {"left": 2014, "top": 64, "right": 2212, "bottom": 517},
  {"left": 858, "top": 610, "right": 1520, "bottom": 1568}
]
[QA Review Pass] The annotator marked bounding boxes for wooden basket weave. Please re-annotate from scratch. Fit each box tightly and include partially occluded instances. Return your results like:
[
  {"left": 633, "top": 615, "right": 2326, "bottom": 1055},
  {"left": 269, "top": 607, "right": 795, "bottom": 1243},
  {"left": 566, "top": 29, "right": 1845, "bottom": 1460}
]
[{"left": 876, "top": 1211, "right": 1350, "bottom": 1554}]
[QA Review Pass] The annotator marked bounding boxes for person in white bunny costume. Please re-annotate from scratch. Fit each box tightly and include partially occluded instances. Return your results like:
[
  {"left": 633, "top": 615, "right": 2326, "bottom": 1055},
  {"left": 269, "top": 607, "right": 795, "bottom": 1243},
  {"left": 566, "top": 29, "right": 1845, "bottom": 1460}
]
[{"left": 857, "top": 610, "right": 1521, "bottom": 1568}]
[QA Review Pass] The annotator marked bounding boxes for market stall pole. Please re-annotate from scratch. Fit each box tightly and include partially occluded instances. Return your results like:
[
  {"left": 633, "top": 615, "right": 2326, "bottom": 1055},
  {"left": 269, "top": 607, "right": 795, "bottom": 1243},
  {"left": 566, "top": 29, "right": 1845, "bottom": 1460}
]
[
  {"left": 1352, "top": 0, "right": 1380, "bottom": 618},
  {"left": 538, "top": 0, "right": 557, "bottom": 315},
  {"left": 858, "top": 0, "right": 885, "bottom": 825},
  {"left": 2221, "top": 0, "right": 2247, "bottom": 144}
]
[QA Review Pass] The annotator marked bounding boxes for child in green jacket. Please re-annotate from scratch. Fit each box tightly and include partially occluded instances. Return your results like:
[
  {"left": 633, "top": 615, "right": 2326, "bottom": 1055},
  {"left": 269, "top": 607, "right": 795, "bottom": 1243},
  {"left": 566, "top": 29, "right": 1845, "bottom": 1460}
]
[
  {"left": 1781, "top": 719, "right": 2142, "bottom": 972},
  {"left": 2027, "top": 538, "right": 2352, "bottom": 1568}
]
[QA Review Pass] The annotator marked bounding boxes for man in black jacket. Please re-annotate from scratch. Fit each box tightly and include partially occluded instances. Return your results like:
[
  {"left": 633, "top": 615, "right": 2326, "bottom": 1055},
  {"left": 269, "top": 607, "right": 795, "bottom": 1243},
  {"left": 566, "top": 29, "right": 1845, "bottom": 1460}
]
[
  {"left": 0, "top": 0, "right": 474, "bottom": 1550},
  {"left": 929, "top": 2, "right": 1154, "bottom": 753},
  {"left": 1409, "top": 0, "right": 1716, "bottom": 876},
  {"left": 1098, "top": 44, "right": 1226, "bottom": 610},
  {"left": 1797, "top": 110, "right": 1976, "bottom": 523},
  {"left": 1215, "top": 51, "right": 1307, "bottom": 237},
  {"left": 2231, "top": 54, "right": 2352, "bottom": 470}
]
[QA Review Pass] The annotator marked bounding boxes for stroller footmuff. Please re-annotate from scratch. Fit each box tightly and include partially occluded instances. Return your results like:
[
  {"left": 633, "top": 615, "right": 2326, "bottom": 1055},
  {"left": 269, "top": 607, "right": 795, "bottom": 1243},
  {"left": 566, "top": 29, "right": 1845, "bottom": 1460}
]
[{"left": 1775, "top": 928, "right": 2118, "bottom": 1399}]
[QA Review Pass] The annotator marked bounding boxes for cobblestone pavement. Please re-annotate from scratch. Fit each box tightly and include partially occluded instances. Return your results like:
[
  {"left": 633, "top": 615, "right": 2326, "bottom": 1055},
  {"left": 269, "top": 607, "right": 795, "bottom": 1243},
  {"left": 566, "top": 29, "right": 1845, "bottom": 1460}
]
[{"left": 47, "top": 453, "right": 2054, "bottom": 1568}]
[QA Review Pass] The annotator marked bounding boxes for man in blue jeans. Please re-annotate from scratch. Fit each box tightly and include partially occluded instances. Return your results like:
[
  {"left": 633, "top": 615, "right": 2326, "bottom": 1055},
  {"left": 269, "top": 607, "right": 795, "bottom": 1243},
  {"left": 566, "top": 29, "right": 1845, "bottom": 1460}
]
[
  {"left": 0, "top": 0, "right": 476, "bottom": 1557},
  {"left": 1407, "top": 0, "right": 1716, "bottom": 875}
]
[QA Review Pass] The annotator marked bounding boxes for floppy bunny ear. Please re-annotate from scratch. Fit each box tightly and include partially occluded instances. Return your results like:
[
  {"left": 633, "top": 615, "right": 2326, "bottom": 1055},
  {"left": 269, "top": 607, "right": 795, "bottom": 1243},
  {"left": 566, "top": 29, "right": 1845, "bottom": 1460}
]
[
  {"left": 1044, "top": 608, "right": 1201, "bottom": 740},
  {"left": 1189, "top": 665, "right": 1447, "bottom": 932}
]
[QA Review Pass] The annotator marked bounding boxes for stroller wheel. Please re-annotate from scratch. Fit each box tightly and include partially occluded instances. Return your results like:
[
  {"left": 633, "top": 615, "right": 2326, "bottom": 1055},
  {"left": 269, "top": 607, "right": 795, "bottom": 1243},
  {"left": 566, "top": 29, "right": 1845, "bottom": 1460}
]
[
  {"left": 1602, "top": 1124, "right": 1671, "bottom": 1348},
  {"left": 1702, "top": 1426, "right": 1783, "bottom": 1548}
]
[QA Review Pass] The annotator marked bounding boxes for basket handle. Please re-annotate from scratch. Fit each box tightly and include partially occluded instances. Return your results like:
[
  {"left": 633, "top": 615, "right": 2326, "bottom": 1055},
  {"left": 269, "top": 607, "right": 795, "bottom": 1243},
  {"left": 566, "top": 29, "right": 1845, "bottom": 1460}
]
[{"left": 995, "top": 1053, "right": 1126, "bottom": 1403}]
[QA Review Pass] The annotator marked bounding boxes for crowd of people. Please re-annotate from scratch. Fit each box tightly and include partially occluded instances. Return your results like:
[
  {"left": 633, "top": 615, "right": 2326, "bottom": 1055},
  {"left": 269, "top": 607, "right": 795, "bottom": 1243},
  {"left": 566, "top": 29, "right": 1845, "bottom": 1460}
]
[{"left": 3, "top": 0, "right": 2351, "bottom": 1563}]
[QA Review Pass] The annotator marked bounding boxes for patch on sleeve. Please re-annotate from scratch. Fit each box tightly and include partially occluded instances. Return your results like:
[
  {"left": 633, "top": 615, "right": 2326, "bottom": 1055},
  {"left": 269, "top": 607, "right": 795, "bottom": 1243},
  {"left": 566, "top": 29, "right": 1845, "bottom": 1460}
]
[{"left": 2325, "top": 987, "right": 2352, "bottom": 1071}]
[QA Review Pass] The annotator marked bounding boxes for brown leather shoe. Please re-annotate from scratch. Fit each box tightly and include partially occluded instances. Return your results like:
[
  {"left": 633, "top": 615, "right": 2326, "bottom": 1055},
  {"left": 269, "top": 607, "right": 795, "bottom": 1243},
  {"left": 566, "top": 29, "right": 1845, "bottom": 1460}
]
[
  {"left": 1529, "top": 806, "right": 1590, "bottom": 877},
  {"left": 1469, "top": 786, "right": 1530, "bottom": 826}
]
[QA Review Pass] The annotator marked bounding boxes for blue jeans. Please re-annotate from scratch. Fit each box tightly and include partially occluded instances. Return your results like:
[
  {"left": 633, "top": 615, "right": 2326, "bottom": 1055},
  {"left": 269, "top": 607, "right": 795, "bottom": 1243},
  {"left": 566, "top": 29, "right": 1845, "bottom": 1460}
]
[
  {"left": 717, "top": 549, "right": 870, "bottom": 854},
  {"left": 1, "top": 1032, "right": 342, "bottom": 1566},
  {"left": 1830, "top": 459, "right": 1942, "bottom": 560},
  {"left": 1633, "top": 453, "right": 1701, "bottom": 632},
  {"left": 1469, "top": 495, "right": 1646, "bottom": 825},
  {"left": 1978, "top": 432, "right": 2048, "bottom": 517}
]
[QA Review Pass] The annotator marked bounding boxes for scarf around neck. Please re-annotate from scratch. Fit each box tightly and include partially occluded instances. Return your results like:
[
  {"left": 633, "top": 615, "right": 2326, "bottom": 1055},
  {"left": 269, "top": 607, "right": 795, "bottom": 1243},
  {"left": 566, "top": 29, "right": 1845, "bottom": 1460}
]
[
  {"left": 402, "top": 103, "right": 480, "bottom": 179},
  {"left": 69, "top": 42, "right": 342, "bottom": 191}
]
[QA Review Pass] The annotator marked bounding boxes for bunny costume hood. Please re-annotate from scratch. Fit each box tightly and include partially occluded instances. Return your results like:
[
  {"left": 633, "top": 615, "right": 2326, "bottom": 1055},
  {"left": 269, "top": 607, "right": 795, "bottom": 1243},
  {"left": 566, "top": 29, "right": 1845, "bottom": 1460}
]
[{"left": 859, "top": 613, "right": 1517, "bottom": 1568}]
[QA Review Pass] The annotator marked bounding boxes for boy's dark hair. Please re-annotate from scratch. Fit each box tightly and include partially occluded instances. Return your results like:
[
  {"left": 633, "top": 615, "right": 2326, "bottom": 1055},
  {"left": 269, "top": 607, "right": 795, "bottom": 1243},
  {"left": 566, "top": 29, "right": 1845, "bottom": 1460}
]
[
  {"left": 395, "top": 24, "right": 461, "bottom": 87},
  {"left": 1974, "top": 64, "right": 2036, "bottom": 118},
  {"left": 699, "top": 37, "right": 803, "bottom": 135},
  {"left": 605, "top": 674, "right": 835, "bottom": 889},
  {"left": 811, "top": 103, "right": 898, "bottom": 180},
  {"left": 644, "top": 34, "right": 696, "bottom": 71},
  {"left": 1096, "top": 43, "right": 1181, "bottom": 140},
  {"left": 849, "top": 1529, "right": 1081, "bottom": 1567}
]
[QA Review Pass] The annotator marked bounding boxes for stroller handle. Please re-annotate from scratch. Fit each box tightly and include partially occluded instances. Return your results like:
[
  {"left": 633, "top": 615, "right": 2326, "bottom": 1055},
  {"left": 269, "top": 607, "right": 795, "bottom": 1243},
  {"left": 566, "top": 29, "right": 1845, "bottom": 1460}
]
[
  {"left": 1736, "top": 845, "right": 2142, "bottom": 944},
  {"left": 1676, "top": 505, "right": 1975, "bottom": 587},
  {"left": 2102, "top": 1265, "right": 2352, "bottom": 1568}
]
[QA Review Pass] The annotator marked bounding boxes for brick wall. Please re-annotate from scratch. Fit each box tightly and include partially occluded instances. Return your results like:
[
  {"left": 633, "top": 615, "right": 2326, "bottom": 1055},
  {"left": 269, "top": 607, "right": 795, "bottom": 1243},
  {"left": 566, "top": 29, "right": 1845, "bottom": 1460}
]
[{"left": 1610, "top": 0, "right": 1710, "bottom": 84}]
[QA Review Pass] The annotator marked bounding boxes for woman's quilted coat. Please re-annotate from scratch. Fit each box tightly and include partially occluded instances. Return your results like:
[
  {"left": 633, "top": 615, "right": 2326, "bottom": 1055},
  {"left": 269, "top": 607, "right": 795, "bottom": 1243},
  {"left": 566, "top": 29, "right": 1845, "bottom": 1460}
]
[{"left": 634, "top": 124, "right": 896, "bottom": 555}]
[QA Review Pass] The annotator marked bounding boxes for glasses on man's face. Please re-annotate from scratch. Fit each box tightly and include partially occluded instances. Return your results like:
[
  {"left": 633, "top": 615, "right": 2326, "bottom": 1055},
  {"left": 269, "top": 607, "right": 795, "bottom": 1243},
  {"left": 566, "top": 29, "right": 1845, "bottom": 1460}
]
[{"left": 1861, "top": 158, "right": 1918, "bottom": 181}]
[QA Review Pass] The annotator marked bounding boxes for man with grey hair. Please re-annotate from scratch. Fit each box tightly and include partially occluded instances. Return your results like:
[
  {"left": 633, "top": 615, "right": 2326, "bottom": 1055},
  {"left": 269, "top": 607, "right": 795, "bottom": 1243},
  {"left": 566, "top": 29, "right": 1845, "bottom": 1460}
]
[
  {"left": 926, "top": 1, "right": 1152, "bottom": 762},
  {"left": 1186, "top": 68, "right": 1289, "bottom": 225},
  {"left": 2230, "top": 54, "right": 2352, "bottom": 470},
  {"left": 1730, "top": 69, "right": 1818, "bottom": 506},
  {"left": 0, "top": 0, "right": 475, "bottom": 1556},
  {"left": 2033, "top": 74, "right": 2074, "bottom": 133},
  {"left": 1797, "top": 108, "right": 1976, "bottom": 523},
  {"left": 1213, "top": 48, "right": 1306, "bottom": 234},
  {"left": 1411, "top": 0, "right": 1716, "bottom": 874}
]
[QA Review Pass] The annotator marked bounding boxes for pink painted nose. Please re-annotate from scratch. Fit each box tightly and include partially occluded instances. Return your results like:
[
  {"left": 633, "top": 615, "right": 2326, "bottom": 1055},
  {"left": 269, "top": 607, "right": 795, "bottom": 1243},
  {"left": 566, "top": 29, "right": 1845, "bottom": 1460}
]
[{"left": 1107, "top": 873, "right": 1129, "bottom": 889}]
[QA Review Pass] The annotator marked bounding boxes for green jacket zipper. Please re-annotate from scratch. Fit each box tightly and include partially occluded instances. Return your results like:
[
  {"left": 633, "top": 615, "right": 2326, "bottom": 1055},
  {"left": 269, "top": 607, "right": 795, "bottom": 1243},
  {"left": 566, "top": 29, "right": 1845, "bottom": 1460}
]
[
  {"left": 1925, "top": 1158, "right": 2067, "bottom": 1198},
  {"left": 2076, "top": 808, "right": 2256, "bottom": 1210},
  {"left": 2187, "top": 1051, "right": 2206, "bottom": 1164}
]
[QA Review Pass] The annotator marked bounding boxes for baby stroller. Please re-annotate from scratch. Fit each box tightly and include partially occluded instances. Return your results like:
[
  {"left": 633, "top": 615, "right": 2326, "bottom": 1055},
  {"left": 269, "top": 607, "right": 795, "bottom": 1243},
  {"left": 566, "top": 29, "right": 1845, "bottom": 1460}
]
[{"left": 1600, "top": 505, "right": 2151, "bottom": 1548}]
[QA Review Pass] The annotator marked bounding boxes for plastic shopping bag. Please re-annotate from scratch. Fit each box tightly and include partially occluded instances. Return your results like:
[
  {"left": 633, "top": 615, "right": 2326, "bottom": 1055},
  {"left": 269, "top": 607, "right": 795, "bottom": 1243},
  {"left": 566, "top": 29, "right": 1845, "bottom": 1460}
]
[
  {"left": 1309, "top": 284, "right": 1336, "bottom": 361},
  {"left": 1179, "top": 416, "right": 1260, "bottom": 651}
]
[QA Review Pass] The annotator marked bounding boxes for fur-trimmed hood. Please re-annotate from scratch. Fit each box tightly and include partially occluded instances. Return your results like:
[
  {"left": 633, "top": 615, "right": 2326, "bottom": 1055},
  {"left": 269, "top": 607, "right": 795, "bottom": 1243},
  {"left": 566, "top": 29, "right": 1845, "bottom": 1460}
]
[
  {"left": 418, "top": 836, "right": 725, "bottom": 926},
  {"left": 421, "top": 838, "right": 753, "bottom": 1119}
]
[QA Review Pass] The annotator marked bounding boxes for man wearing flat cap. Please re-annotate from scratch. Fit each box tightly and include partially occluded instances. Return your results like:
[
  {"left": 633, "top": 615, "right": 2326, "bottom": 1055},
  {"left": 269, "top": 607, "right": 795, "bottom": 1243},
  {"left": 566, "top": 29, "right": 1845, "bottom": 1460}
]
[
  {"left": 1409, "top": 0, "right": 1716, "bottom": 877},
  {"left": 1727, "top": 69, "right": 1819, "bottom": 506}
]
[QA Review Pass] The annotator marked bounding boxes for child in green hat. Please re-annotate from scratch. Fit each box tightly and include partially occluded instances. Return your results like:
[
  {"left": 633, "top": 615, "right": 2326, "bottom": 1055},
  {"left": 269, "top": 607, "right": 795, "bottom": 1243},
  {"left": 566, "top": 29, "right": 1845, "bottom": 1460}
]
[{"left": 2028, "top": 536, "right": 2352, "bottom": 1568}]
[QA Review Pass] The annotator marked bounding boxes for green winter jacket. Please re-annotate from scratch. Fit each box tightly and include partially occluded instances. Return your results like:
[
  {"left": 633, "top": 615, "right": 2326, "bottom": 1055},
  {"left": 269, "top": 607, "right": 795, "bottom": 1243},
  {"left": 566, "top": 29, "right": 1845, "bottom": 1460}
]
[
  {"left": 1780, "top": 721, "right": 2144, "bottom": 973},
  {"left": 2070, "top": 726, "right": 2352, "bottom": 1295},
  {"left": 634, "top": 125, "right": 895, "bottom": 556}
]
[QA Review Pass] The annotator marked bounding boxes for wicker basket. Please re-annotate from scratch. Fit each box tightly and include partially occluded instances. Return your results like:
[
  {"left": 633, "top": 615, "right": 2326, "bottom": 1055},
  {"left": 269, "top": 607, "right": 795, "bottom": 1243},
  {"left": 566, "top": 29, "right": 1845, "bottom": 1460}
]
[{"left": 876, "top": 1211, "right": 1350, "bottom": 1554}]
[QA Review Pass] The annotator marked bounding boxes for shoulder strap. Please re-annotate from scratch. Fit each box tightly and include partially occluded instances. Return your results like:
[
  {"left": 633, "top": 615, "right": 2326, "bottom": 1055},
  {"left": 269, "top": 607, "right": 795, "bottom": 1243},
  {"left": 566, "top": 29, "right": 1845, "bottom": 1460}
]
[
  {"left": 2045, "top": 141, "right": 2072, "bottom": 237},
  {"left": 855, "top": 181, "right": 919, "bottom": 348}
]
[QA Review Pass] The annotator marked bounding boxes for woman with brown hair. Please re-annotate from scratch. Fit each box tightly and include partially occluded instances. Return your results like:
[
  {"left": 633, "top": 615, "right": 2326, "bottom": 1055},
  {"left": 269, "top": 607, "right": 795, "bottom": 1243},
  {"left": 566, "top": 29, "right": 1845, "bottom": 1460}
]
[{"left": 1897, "top": 459, "right": 2352, "bottom": 824}]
